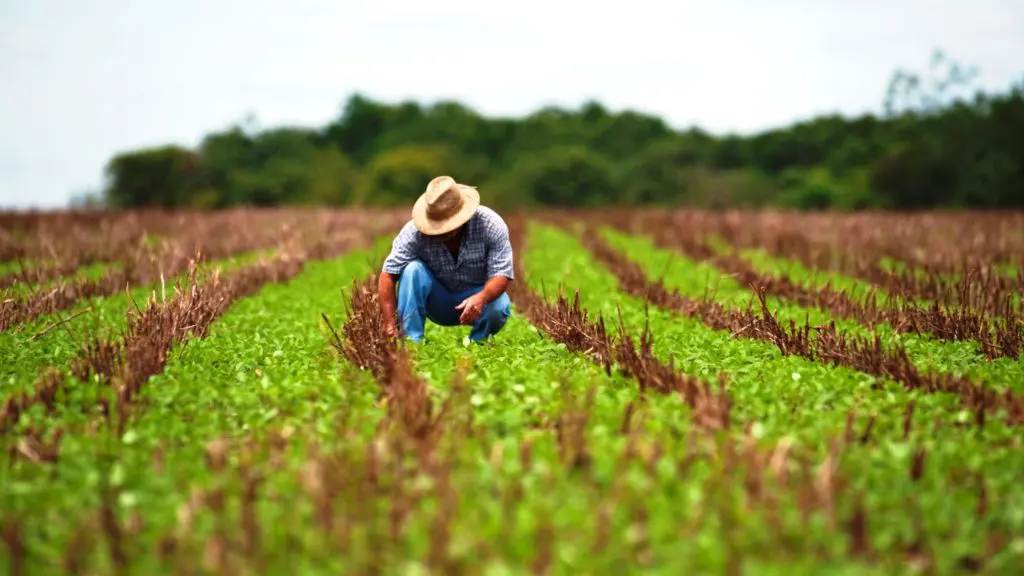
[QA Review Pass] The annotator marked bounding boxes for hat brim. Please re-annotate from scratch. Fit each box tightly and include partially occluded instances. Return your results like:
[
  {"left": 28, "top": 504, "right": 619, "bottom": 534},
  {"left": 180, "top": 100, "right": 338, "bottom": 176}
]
[{"left": 411, "top": 185, "right": 480, "bottom": 235}]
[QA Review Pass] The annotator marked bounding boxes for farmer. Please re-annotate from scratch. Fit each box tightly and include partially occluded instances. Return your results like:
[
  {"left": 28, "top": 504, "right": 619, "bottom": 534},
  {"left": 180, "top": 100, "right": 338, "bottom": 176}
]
[{"left": 378, "top": 175, "right": 513, "bottom": 343}]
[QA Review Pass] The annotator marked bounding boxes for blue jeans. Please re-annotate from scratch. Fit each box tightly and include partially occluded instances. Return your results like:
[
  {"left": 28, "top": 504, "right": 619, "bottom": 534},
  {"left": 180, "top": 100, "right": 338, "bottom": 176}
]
[{"left": 396, "top": 260, "right": 511, "bottom": 343}]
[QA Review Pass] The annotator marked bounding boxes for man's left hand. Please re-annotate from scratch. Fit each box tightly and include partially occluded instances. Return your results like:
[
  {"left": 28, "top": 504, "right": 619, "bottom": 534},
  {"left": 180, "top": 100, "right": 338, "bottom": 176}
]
[{"left": 455, "top": 292, "right": 487, "bottom": 325}]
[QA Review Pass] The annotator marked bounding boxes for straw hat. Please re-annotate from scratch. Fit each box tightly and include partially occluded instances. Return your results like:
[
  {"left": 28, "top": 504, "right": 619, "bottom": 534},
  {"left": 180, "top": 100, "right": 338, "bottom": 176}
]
[{"left": 411, "top": 175, "right": 480, "bottom": 235}]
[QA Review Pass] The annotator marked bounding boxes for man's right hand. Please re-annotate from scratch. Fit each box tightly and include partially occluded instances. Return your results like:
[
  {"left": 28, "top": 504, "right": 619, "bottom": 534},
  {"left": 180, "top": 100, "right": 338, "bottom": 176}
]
[{"left": 384, "top": 321, "right": 399, "bottom": 338}]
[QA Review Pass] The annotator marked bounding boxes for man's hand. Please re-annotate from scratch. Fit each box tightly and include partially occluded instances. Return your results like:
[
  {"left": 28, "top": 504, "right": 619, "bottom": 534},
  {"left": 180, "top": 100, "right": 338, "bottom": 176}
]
[
  {"left": 455, "top": 276, "right": 510, "bottom": 326},
  {"left": 455, "top": 292, "right": 486, "bottom": 325}
]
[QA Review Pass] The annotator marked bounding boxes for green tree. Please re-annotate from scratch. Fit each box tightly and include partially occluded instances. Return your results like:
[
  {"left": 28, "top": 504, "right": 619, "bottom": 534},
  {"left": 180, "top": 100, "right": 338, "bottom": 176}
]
[
  {"left": 507, "top": 146, "right": 618, "bottom": 207},
  {"left": 92, "top": 49, "right": 1024, "bottom": 212},
  {"left": 321, "top": 94, "right": 392, "bottom": 163},
  {"left": 103, "top": 145, "right": 202, "bottom": 208},
  {"left": 352, "top": 144, "right": 465, "bottom": 207},
  {"left": 305, "top": 148, "right": 362, "bottom": 206},
  {"left": 617, "top": 138, "right": 701, "bottom": 205}
]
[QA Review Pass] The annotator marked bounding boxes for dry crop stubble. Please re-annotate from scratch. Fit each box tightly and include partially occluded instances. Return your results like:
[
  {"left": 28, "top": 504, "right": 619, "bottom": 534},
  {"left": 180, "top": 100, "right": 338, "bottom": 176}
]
[
  {"left": 2, "top": 207, "right": 1023, "bottom": 573},
  {"left": 573, "top": 223, "right": 1023, "bottom": 426}
]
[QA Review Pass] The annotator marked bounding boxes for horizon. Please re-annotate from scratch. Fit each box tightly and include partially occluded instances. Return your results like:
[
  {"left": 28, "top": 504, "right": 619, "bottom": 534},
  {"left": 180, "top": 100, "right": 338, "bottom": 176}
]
[{"left": 2, "top": 0, "right": 1023, "bottom": 211}]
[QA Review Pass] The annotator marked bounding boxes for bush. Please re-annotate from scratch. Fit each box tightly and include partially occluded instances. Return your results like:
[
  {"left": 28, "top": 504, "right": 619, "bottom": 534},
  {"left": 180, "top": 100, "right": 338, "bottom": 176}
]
[
  {"left": 778, "top": 166, "right": 881, "bottom": 210},
  {"left": 506, "top": 146, "right": 618, "bottom": 207},
  {"left": 617, "top": 139, "right": 702, "bottom": 205},
  {"left": 352, "top": 144, "right": 467, "bottom": 207}
]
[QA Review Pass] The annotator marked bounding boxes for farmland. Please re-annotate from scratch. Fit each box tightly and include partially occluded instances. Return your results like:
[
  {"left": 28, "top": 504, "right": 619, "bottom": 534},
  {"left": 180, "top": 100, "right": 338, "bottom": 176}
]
[{"left": 1, "top": 207, "right": 1022, "bottom": 574}]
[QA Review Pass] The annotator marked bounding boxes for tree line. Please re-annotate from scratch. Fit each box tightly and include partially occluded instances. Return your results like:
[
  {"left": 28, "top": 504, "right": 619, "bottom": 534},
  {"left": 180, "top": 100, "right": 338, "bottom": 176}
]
[{"left": 90, "top": 51, "right": 1024, "bottom": 211}]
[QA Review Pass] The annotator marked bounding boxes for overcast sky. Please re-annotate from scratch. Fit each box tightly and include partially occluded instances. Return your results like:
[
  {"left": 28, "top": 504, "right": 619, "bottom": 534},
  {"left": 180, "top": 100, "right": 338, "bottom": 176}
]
[{"left": 1, "top": 0, "right": 1022, "bottom": 210}]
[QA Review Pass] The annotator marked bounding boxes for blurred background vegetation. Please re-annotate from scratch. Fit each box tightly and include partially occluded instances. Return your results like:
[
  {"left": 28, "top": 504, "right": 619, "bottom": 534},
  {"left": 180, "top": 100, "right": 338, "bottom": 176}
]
[{"left": 86, "top": 51, "right": 1024, "bottom": 211}]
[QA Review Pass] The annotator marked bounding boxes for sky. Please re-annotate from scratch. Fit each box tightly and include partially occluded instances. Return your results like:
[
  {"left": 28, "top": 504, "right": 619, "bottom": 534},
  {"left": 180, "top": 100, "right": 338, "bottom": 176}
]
[{"left": 1, "top": 0, "right": 1022, "bottom": 210}]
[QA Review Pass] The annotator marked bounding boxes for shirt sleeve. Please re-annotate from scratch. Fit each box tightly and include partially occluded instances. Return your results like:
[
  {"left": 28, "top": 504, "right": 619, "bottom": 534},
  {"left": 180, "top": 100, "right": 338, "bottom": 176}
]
[
  {"left": 484, "top": 212, "right": 515, "bottom": 280},
  {"left": 381, "top": 221, "right": 420, "bottom": 276}
]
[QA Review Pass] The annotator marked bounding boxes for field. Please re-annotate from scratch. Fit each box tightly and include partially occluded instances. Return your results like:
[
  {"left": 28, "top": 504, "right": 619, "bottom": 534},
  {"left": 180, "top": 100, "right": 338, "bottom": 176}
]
[{"left": 1, "top": 207, "right": 1023, "bottom": 574}]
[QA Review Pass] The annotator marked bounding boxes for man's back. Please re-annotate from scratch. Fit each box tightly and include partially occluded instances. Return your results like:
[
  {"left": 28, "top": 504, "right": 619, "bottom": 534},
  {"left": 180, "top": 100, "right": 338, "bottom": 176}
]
[{"left": 382, "top": 206, "right": 514, "bottom": 292}]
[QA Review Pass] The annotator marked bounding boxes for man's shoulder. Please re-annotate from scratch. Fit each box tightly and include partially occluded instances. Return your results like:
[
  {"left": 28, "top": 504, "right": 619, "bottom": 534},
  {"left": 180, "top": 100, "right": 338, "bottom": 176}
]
[
  {"left": 399, "top": 219, "right": 418, "bottom": 232},
  {"left": 395, "top": 220, "right": 422, "bottom": 242}
]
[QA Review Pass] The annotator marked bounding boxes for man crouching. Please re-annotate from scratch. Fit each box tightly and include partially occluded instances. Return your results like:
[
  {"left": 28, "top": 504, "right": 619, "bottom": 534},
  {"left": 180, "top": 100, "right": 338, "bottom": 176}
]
[{"left": 378, "top": 175, "right": 513, "bottom": 343}]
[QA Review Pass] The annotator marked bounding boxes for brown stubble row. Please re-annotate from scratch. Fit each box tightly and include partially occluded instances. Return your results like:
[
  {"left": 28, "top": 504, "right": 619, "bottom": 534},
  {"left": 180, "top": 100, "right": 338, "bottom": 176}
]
[
  {"left": 573, "top": 223, "right": 1024, "bottom": 428},
  {"left": 0, "top": 209, "right": 396, "bottom": 333},
  {"left": 324, "top": 273, "right": 445, "bottom": 453},
  {"left": 0, "top": 207, "right": 182, "bottom": 235},
  {"left": 700, "top": 249, "right": 1023, "bottom": 361},
  {"left": 0, "top": 209, "right": 280, "bottom": 288},
  {"left": 554, "top": 211, "right": 1023, "bottom": 361},
  {"left": 1, "top": 215, "right": 380, "bottom": 462},
  {"left": 636, "top": 209, "right": 1024, "bottom": 271},
  {"left": 0, "top": 208, "right": 353, "bottom": 288},
  {"left": 0, "top": 207, "right": 308, "bottom": 261},
  {"left": 0, "top": 210, "right": 155, "bottom": 266}
]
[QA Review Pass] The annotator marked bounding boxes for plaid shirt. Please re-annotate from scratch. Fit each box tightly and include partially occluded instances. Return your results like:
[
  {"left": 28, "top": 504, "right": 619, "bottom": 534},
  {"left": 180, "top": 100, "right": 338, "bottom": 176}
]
[{"left": 382, "top": 206, "right": 515, "bottom": 292}]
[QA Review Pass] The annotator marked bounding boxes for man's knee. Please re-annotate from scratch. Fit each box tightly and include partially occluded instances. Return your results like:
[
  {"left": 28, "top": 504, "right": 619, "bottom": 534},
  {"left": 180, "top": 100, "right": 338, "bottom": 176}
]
[
  {"left": 400, "top": 260, "right": 430, "bottom": 281},
  {"left": 398, "top": 260, "right": 433, "bottom": 292},
  {"left": 396, "top": 261, "right": 434, "bottom": 316}
]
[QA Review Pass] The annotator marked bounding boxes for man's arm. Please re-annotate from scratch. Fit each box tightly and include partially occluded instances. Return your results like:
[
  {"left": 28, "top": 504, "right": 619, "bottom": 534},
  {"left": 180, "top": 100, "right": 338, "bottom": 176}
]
[
  {"left": 378, "top": 221, "right": 419, "bottom": 337},
  {"left": 483, "top": 210, "right": 514, "bottom": 283},
  {"left": 478, "top": 275, "right": 509, "bottom": 304},
  {"left": 378, "top": 272, "right": 400, "bottom": 336}
]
